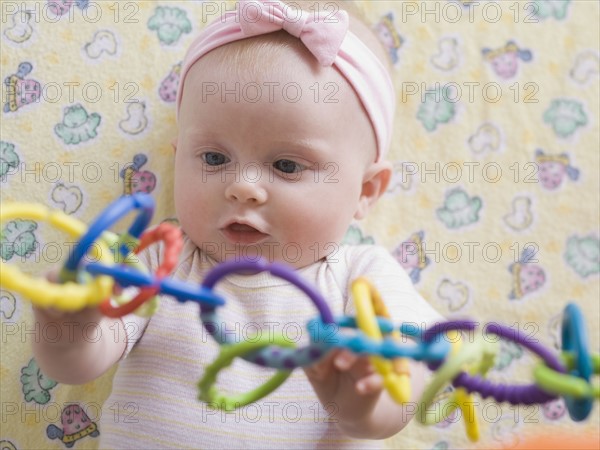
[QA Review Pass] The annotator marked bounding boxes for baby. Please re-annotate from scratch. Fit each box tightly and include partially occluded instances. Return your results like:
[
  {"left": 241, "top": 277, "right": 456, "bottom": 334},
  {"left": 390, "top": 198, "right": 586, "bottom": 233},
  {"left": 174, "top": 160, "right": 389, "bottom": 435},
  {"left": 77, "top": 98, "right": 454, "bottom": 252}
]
[{"left": 33, "top": 1, "right": 443, "bottom": 448}]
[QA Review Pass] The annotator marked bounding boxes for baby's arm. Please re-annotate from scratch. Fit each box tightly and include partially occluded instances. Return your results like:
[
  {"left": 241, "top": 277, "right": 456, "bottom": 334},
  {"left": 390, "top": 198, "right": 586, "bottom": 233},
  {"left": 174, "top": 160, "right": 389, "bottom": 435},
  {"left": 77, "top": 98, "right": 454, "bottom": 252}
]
[
  {"left": 31, "top": 235, "right": 161, "bottom": 384},
  {"left": 31, "top": 305, "right": 126, "bottom": 385}
]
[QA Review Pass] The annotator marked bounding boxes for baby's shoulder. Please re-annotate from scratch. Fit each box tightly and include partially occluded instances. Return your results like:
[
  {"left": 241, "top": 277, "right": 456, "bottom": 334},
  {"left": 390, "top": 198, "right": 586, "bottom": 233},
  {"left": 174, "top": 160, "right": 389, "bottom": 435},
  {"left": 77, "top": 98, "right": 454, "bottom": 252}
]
[
  {"left": 323, "top": 244, "right": 399, "bottom": 288},
  {"left": 331, "top": 243, "right": 395, "bottom": 265}
]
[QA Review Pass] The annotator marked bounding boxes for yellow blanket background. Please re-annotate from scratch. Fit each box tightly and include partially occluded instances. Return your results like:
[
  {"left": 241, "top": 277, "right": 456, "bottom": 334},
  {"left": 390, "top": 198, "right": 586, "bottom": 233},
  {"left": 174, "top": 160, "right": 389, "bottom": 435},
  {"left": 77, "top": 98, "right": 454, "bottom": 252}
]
[{"left": 1, "top": 1, "right": 598, "bottom": 449}]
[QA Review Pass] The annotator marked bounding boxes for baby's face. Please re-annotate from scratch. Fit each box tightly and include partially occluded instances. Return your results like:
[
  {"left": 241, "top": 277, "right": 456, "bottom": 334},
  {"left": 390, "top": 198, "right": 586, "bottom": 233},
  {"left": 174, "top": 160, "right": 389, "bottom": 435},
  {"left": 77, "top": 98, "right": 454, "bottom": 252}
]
[{"left": 175, "top": 47, "right": 377, "bottom": 268}]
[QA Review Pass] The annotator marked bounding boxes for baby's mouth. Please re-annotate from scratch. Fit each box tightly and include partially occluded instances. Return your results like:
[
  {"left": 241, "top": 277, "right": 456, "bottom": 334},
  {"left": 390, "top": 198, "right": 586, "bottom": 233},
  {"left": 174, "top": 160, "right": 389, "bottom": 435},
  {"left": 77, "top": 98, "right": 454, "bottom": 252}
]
[{"left": 221, "top": 222, "right": 269, "bottom": 245}]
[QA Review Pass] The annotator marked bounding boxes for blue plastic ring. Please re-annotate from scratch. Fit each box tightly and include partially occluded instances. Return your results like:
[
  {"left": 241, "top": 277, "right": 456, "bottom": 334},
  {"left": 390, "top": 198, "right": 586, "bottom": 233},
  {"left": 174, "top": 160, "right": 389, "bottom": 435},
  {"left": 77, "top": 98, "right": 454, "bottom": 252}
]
[
  {"left": 86, "top": 262, "right": 225, "bottom": 307},
  {"left": 562, "top": 303, "right": 594, "bottom": 421},
  {"left": 307, "top": 316, "right": 450, "bottom": 362},
  {"left": 64, "top": 193, "right": 154, "bottom": 273}
]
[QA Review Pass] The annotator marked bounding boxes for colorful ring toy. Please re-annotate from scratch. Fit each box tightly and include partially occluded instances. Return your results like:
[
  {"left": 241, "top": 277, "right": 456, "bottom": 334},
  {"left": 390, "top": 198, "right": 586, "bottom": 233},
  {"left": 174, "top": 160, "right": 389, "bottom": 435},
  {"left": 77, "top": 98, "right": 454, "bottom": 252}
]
[
  {"left": 197, "top": 332, "right": 295, "bottom": 410},
  {"left": 0, "top": 203, "right": 113, "bottom": 311},
  {"left": 199, "top": 258, "right": 335, "bottom": 370},
  {"left": 351, "top": 278, "right": 411, "bottom": 404},
  {"left": 425, "top": 321, "right": 567, "bottom": 405},
  {"left": 561, "top": 303, "right": 594, "bottom": 421}
]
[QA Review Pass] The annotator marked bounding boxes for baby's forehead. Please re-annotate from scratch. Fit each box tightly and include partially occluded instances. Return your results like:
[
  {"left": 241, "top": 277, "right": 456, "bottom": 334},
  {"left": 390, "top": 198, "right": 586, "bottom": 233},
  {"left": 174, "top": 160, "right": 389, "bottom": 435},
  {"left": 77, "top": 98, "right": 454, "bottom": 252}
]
[{"left": 182, "top": 37, "right": 364, "bottom": 115}]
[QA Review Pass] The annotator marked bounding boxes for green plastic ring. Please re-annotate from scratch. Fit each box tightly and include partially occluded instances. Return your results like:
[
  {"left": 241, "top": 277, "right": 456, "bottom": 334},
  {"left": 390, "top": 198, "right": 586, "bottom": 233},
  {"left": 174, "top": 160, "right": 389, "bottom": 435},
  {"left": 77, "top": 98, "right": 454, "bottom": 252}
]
[
  {"left": 534, "top": 352, "right": 600, "bottom": 399},
  {"left": 198, "top": 333, "right": 295, "bottom": 411},
  {"left": 417, "top": 335, "right": 496, "bottom": 425}
]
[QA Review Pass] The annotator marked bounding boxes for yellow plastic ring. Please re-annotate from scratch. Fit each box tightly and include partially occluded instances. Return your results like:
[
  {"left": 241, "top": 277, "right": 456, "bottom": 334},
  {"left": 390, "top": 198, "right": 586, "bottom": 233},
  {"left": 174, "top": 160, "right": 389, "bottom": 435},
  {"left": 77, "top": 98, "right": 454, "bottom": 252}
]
[
  {"left": 0, "top": 203, "right": 114, "bottom": 311},
  {"left": 351, "top": 277, "right": 411, "bottom": 403}
]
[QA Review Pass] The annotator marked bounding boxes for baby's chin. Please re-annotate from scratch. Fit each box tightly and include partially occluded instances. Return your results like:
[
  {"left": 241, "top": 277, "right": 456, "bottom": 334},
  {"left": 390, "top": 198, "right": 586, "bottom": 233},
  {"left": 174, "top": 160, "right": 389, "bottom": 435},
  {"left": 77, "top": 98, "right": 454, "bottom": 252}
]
[{"left": 198, "top": 242, "right": 333, "bottom": 271}]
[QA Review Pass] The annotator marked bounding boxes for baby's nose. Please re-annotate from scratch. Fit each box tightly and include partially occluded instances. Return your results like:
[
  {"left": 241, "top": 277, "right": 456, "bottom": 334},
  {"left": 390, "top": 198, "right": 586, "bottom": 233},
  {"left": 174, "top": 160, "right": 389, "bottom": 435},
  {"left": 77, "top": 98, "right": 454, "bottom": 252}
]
[{"left": 225, "top": 179, "right": 267, "bottom": 204}]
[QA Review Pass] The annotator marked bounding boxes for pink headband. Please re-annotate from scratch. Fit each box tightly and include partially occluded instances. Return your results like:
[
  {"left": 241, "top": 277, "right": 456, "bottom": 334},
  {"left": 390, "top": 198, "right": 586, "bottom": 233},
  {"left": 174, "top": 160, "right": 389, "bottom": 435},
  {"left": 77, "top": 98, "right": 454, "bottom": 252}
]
[{"left": 176, "top": 0, "right": 395, "bottom": 161}]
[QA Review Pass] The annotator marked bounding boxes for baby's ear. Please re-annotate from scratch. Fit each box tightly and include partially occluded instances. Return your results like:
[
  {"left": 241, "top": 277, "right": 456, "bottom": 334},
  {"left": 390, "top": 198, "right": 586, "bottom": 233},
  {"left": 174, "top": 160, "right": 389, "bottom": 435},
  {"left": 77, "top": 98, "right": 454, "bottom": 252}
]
[
  {"left": 171, "top": 137, "right": 178, "bottom": 152},
  {"left": 354, "top": 161, "right": 392, "bottom": 220}
]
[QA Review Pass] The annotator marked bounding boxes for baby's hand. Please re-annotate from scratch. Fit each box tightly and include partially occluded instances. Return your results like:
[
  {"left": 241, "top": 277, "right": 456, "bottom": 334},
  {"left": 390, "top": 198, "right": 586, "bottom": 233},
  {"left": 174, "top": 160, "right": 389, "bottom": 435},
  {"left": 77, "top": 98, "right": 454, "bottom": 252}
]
[
  {"left": 31, "top": 268, "right": 127, "bottom": 384},
  {"left": 31, "top": 268, "right": 68, "bottom": 319},
  {"left": 32, "top": 268, "right": 104, "bottom": 322},
  {"left": 303, "top": 348, "right": 384, "bottom": 427}
]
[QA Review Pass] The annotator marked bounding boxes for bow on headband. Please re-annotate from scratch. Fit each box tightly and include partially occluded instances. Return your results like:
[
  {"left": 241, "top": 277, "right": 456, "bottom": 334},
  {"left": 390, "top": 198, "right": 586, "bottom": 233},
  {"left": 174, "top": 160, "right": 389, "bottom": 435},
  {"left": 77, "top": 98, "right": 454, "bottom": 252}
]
[{"left": 238, "top": 0, "right": 349, "bottom": 66}]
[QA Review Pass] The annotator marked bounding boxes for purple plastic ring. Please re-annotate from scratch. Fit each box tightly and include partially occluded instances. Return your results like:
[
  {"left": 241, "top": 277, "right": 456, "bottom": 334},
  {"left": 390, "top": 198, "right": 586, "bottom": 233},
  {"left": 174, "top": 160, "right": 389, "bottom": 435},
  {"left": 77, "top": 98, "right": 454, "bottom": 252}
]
[
  {"left": 201, "top": 258, "right": 334, "bottom": 323},
  {"left": 198, "top": 258, "right": 334, "bottom": 370},
  {"left": 424, "top": 320, "right": 567, "bottom": 405},
  {"left": 423, "top": 320, "right": 478, "bottom": 346}
]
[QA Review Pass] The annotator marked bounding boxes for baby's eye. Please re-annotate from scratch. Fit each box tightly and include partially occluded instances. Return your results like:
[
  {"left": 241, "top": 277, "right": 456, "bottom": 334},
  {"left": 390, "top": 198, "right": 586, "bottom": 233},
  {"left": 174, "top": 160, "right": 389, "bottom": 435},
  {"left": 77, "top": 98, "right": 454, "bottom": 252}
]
[
  {"left": 202, "top": 152, "right": 230, "bottom": 166},
  {"left": 273, "top": 159, "right": 305, "bottom": 174}
]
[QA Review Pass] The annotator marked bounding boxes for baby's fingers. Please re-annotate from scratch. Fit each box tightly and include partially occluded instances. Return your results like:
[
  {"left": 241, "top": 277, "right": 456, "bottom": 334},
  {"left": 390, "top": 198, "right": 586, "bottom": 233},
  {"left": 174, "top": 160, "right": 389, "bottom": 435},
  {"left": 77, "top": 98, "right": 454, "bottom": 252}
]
[
  {"left": 35, "top": 269, "right": 104, "bottom": 320},
  {"left": 335, "top": 351, "right": 375, "bottom": 379},
  {"left": 333, "top": 349, "right": 359, "bottom": 371},
  {"left": 335, "top": 352, "right": 384, "bottom": 395},
  {"left": 32, "top": 305, "right": 65, "bottom": 319},
  {"left": 355, "top": 372, "right": 383, "bottom": 395},
  {"left": 304, "top": 348, "right": 343, "bottom": 381},
  {"left": 45, "top": 268, "right": 62, "bottom": 283}
]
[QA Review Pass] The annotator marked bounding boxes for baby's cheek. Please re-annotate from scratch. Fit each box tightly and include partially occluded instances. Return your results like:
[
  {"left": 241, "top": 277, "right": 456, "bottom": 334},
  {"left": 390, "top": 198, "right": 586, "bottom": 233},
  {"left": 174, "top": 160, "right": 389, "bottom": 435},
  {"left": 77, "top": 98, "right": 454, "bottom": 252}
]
[
  {"left": 174, "top": 183, "right": 216, "bottom": 226},
  {"left": 282, "top": 204, "right": 335, "bottom": 247}
]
